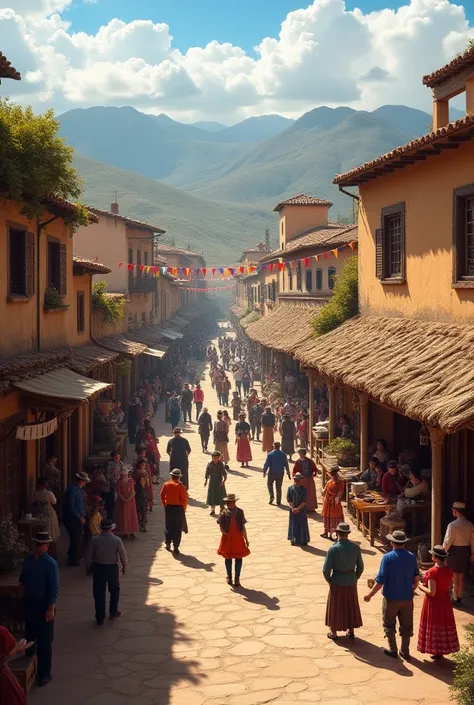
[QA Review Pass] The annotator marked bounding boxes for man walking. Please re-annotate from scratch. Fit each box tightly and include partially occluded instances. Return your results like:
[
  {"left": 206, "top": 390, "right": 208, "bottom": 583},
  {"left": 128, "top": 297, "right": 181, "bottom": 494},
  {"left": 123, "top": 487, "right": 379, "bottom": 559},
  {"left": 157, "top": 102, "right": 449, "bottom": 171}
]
[
  {"left": 323, "top": 522, "right": 364, "bottom": 640},
  {"left": 193, "top": 383, "right": 204, "bottom": 422},
  {"left": 364, "top": 529, "right": 419, "bottom": 660},
  {"left": 19, "top": 531, "right": 59, "bottom": 687},
  {"left": 62, "top": 471, "right": 89, "bottom": 566},
  {"left": 221, "top": 376, "right": 232, "bottom": 407},
  {"left": 250, "top": 400, "right": 263, "bottom": 442},
  {"left": 87, "top": 518, "right": 128, "bottom": 626},
  {"left": 180, "top": 383, "right": 193, "bottom": 424},
  {"left": 213, "top": 410, "right": 230, "bottom": 468},
  {"left": 263, "top": 441, "right": 291, "bottom": 505},
  {"left": 166, "top": 427, "right": 192, "bottom": 491},
  {"left": 160, "top": 469, "right": 188, "bottom": 554}
]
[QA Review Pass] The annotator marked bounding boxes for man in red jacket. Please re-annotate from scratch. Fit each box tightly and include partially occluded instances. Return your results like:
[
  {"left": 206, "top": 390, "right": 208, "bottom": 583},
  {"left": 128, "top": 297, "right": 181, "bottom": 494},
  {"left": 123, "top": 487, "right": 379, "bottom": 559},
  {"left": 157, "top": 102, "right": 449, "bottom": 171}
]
[{"left": 193, "top": 384, "right": 204, "bottom": 422}]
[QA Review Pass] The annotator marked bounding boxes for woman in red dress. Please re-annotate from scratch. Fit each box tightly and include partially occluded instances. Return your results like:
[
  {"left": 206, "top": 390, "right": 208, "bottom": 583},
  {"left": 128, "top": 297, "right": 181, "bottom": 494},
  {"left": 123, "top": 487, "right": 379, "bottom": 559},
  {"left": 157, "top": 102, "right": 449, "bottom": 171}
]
[
  {"left": 418, "top": 545, "right": 460, "bottom": 659},
  {"left": 292, "top": 448, "right": 318, "bottom": 512},
  {"left": 235, "top": 413, "right": 252, "bottom": 468},
  {"left": 0, "top": 627, "right": 28, "bottom": 705},
  {"left": 217, "top": 494, "right": 250, "bottom": 587},
  {"left": 321, "top": 466, "right": 345, "bottom": 539},
  {"left": 114, "top": 469, "right": 139, "bottom": 538}
]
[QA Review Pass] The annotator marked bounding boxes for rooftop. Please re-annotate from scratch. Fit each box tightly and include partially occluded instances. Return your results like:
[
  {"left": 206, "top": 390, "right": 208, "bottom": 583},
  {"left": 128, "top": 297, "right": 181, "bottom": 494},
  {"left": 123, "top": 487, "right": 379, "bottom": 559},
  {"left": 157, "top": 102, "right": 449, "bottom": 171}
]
[
  {"left": 155, "top": 243, "right": 205, "bottom": 261},
  {"left": 0, "top": 51, "right": 21, "bottom": 80},
  {"left": 333, "top": 114, "right": 474, "bottom": 186},
  {"left": 73, "top": 256, "right": 111, "bottom": 275},
  {"left": 423, "top": 45, "right": 474, "bottom": 88},
  {"left": 246, "top": 302, "right": 323, "bottom": 354},
  {"left": 44, "top": 196, "right": 98, "bottom": 223},
  {"left": 88, "top": 206, "right": 165, "bottom": 234},
  {"left": 274, "top": 194, "right": 333, "bottom": 212},
  {"left": 259, "top": 224, "right": 357, "bottom": 263}
]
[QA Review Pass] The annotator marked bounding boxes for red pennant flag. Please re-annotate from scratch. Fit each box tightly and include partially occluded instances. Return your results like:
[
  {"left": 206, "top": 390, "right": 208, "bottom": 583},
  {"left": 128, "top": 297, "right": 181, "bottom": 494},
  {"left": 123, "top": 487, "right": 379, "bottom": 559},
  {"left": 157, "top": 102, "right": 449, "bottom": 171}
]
[
  {"left": 118, "top": 262, "right": 123, "bottom": 268},
  {"left": 269, "top": 263, "right": 274, "bottom": 271},
  {"left": 323, "top": 253, "right": 328, "bottom": 259},
  {"left": 167, "top": 267, "right": 172, "bottom": 273},
  {"left": 278, "top": 262, "right": 285, "bottom": 271},
  {"left": 127, "top": 263, "right": 134, "bottom": 271},
  {"left": 303, "top": 257, "right": 310, "bottom": 267},
  {"left": 202, "top": 268, "right": 207, "bottom": 276},
  {"left": 139, "top": 265, "right": 145, "bottom": 271},
  {"left": 212, "top": 268, "right": 216, "bottom": 275},
  {"left": 239, "top": 266, "right": 244, "bottom": 274}
]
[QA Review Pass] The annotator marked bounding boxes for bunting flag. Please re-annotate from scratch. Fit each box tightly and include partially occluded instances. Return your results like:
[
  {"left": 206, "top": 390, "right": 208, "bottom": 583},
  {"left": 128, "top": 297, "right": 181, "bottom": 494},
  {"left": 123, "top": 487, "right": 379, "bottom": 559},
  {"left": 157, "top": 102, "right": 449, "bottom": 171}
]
[{"left": 115, "top": 241, "right": 357, "bottom": 280}]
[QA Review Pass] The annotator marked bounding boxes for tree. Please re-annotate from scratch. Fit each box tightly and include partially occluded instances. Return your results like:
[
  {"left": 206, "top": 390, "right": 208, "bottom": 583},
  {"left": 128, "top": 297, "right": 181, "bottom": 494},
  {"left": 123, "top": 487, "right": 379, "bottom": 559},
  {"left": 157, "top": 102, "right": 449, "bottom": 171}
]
[
  {"left": 312, "top": 255, "right": 358, "bottom": 336},
  {"left": 0, "top": 99, "right": 89, "bottom": 227},
  {"left": 451, "top": 623, "right": 474, "bottom": 705}
]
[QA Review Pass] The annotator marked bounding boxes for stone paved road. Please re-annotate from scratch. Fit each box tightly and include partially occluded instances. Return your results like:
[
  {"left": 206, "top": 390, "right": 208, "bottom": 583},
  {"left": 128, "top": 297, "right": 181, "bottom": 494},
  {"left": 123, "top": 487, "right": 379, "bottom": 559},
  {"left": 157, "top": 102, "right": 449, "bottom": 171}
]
[{"left": 31, "top": 334, "right": 468, "bottom": 705}]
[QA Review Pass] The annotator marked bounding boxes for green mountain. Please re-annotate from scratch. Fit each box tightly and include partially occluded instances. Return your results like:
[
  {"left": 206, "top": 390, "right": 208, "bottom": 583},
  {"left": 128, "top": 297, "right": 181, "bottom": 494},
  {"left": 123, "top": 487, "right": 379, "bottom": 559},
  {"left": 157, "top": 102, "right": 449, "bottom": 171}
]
[{"left": 74, "top": 155, "right": 271, "bottom": 262}]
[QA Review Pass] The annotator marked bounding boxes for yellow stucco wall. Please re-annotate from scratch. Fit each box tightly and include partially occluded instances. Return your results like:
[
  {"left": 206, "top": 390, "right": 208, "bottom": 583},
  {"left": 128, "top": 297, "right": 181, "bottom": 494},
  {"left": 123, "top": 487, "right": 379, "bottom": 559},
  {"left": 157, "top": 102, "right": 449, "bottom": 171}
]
[
  {"left": 279, "top": 205, "right": 331, "bottom": 248},
  {"left": 74, "top": 215, "right": 128, "bottom": 292},
  {"left": 358, "top": 139, "right": 474, "bottom": 322}
]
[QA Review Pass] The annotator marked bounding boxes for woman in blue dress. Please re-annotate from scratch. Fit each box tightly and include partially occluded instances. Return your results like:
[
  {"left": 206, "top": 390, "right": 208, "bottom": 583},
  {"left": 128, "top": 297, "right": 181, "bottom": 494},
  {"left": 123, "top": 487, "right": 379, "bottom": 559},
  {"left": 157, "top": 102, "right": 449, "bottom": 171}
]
[{"left": 287, "top": 473, "right": 310, "bottom": 546}]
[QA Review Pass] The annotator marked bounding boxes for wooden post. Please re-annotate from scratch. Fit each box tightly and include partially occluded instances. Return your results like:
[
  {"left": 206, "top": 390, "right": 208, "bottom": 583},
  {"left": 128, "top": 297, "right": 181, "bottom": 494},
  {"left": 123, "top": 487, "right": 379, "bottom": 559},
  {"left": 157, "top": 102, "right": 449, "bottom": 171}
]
[
  {"left": 260, "top": 346, "right": 265, "bottom": 383},
  {"left": 466, "top": 76, "right": 474, "bottom": 116},
  {"left": 308, "top": 370, "right": 315, "bottom": 457},
  {"left": 61, "top": 417, "right": 68, "bottom": 490},
  {"left": 428, "top": 426, "right": 445, "bottom": 548},
  {"left": 77, "top": 403, "right": 84, "bottom": 472},
  {"left": 328, "top": 383, "right": 336, "bottom": 441},
  {"left": 359, "top": 392, "right": 369, "bottom": 473},
  {"left": 433, "top": 99, "right": 449, "bottom": 130}
]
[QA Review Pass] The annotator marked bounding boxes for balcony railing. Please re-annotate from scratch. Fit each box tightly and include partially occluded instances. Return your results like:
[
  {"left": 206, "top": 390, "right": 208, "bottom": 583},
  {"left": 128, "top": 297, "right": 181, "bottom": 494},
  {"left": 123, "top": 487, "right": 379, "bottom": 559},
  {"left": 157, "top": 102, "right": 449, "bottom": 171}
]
[{"left": 129, "top": 276, "right": 157, "bottom": 293}]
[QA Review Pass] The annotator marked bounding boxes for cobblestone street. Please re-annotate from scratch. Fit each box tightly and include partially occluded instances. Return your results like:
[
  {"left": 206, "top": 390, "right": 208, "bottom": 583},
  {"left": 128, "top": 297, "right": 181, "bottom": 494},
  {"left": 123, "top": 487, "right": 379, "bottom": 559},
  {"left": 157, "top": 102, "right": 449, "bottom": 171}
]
[{"left": 30, "top": 337, "right": 468, "bottom": 705}]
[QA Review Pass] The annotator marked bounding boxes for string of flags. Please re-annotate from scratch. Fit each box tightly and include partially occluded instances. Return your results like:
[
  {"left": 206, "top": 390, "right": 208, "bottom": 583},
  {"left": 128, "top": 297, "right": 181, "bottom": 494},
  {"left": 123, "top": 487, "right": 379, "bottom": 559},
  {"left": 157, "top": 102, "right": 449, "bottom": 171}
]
[
  {"left": 117, "top": 241, "right": 357, "bottom": 280},
  {"left": 181, "top": 284, "right": 236, "bottom": 292}
]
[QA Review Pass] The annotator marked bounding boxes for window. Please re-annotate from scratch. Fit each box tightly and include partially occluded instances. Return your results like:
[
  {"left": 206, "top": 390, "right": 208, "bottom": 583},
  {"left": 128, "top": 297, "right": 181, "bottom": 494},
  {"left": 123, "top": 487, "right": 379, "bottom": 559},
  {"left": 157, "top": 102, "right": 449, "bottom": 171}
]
[
  {"left": 128, "top": 247, "right": 133, "bottom": 278},
  {"left": 296, "top": 261, "right": 302, "bottom": 291},
  {"left": 136, "top": 249, "right": 142, "bottom": 277},
  {"left": 453, "top": 184, "right": 474, "bottom": 282},
  {"left": 376, "top": 202, "right": 406, "bottom": 281},
  {"left": 77, "top": 291, "right": 85, "bottom": 333},
  {"left": 8, "top": 226, "right": 35, "bottom": 298},
  {"left": 316, "top": 268, "right": 323, "bottom": 291},
  {"left": 305, "top": 269, "right": 312, "bottom": 292},
  {"left": 288, "top": 267, "right": 293, "bottom": 291},
  {"left": 144, "top": 251, "right": 149, "bottom": 267},
  {"left": 271, "top": 280, "right": 276, "bottom": 302},
  {"left": 47, "top": 238, "right": 66, "bottom": 295},
  {"left": 328, "top": 267, "right": 336, "bottom": 290}
]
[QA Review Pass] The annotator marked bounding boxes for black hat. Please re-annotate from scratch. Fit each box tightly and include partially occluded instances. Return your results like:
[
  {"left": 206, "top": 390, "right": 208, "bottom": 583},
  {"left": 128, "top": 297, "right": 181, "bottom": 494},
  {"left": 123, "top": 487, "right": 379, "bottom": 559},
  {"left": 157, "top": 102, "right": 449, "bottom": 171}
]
[
  {"left": 429, "top": 545, "right": 448, "bottom": 560},
  {"left": 32, "top": 531, "right": 53, "bottom": 544},
  {"left": 100, "top": 518, "right": 116, "bottom": 530}
]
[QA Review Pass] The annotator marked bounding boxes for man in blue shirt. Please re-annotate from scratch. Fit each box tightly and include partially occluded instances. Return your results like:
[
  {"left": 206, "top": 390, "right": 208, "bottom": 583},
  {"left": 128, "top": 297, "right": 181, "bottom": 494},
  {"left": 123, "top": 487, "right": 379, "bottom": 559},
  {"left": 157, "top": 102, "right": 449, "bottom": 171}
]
[
  {"left": 62, "top": 471, "right": 89, "bottom": 566},
  {"left": 263, "top": 441, "right": 291, "bottom": 505},
  {"left": 364, "top": 530, "right": 419, "bottom": 660},
  {"left": 19, "top": 531, "right": 59, "bottom": 687}
]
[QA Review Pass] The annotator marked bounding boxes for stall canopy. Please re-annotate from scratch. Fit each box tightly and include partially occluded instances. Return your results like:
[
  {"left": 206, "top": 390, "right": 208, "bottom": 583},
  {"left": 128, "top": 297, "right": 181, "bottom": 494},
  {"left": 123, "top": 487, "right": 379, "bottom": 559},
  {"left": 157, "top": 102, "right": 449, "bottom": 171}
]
[
  {"left": 144, "top": 347, "right": 167, "bottom": 359},
  {"left": 97, "top": 335, "right": 147, "bottom": 357},
  {"left": 154, "top": 326, "right": 183, "bottom": 340},
  {"left": 14, "top": 368, "right": 112, "bottom": 401}
]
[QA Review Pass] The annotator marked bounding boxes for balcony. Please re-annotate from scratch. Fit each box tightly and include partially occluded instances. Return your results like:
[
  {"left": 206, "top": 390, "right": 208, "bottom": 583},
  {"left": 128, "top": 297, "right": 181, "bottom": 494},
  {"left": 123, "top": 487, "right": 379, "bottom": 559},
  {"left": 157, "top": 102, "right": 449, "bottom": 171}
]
[{"left": 129, "top": 276, "right": 157, "bottom": 293}]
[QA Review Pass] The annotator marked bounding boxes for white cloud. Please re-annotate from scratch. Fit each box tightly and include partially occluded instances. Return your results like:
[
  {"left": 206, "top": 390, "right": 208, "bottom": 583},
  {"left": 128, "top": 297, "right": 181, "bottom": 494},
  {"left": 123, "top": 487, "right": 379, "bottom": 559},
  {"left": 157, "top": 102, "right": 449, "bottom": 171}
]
[{"left": 0, "top": 0, "right": 472, "bottom": 120}]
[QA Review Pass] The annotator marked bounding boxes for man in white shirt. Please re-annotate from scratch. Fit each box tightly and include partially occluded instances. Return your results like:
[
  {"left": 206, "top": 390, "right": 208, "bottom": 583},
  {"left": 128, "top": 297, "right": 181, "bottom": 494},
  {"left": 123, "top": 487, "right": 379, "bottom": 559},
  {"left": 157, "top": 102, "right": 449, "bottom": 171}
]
[{"left": 443, "top": 501, "right": 474, "bottom": 605}]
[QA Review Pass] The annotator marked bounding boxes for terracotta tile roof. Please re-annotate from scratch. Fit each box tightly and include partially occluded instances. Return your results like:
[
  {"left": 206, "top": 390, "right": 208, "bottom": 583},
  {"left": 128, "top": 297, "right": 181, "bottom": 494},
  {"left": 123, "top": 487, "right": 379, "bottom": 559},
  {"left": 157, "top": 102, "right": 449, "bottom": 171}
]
[
  {"left": 73, "top": 256, "right": 111, "bottom": 275},
  {"left": 0, "top": 348, "right": 70, "bottom": 394},
  {"left": 88, "top": 206, "right": 165, "bottom": 234},
  {"left": 259, "top": 224, "right": 358, "bottom": 263},
  {"left": 155, "top": 243, "right": 205, "bottom": 261},
  {"left": 97, "top": 335, "right": 146, "bottom": 356},
  {"left": 274, "top": 194, "right": 333, "bottom": 212},
  {"left": 0, "top": 51, "right": 20, "bottom": 80},
  {"left": 43, "top": 196, "right": 99, "bottom": 223},
  {"left": 333, "top": 114, "right": 474, "bottom": 186},
  {"left": 423, "top": 45, "right": 474, "bottom": 87},
  {"left": 69, "top": 344, "right": 119, "bottom": 375}
]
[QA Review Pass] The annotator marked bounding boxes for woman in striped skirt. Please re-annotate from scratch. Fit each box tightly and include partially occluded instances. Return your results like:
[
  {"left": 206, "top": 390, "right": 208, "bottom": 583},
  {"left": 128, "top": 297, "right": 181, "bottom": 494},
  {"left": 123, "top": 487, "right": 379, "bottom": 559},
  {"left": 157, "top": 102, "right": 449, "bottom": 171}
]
[{"left": 321, "top": 466, "right": 345, "bottom": 540}]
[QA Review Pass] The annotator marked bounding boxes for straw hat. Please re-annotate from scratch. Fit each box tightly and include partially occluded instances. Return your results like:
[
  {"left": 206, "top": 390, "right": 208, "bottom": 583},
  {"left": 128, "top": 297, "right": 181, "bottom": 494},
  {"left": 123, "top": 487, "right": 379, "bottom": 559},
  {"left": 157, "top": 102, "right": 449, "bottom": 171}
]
[
  {"left": 100, "top": 518, "right": 116, "bottom": 530},
  {"left": 170, "top": 468, "right": 182, "bottom": 477},
  {"left": 429, "top": 545, "right": 448, "bottom": 560},
  {"left": 329, "top": 465, "right": 339, "bottom": 475},
  {"left": 336, "top": 522, "right": 351, "bottom": 534},
  {"left": 453, "top": 501, "right": 466, "bottom": 510},
  {"left": 76, "top": 471, "right": 90, "bottom": 482},
  {"left": 386, "top": 530, "right": 407, "bottom": 544},
  {"left": 223, "top": 494, "right": 238, "bottom": 503},
  {"left": 32, "top": 531, "right": 53, "bottom": 544}
]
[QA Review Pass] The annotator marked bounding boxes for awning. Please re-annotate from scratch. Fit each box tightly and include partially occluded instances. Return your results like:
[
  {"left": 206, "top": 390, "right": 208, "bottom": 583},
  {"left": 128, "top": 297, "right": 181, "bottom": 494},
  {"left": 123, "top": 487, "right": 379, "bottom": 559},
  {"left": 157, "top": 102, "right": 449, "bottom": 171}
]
[
  {"left": 294, "top": 315, "right": 474, "bottom": 433},
  {"left": 246, "top": 303, "right": 323, "bottom": 354},
  {"left": 144, "top": 347, "right": 167, "bottom": 359},
  {"left": 156, "top": 327, "right": 183, "bottom": 340},
  {"left": 69, "top": 343, "right": 119, "bottom": 375},
  {"left": 14, "top": 368, "right": 112, "bottom": 401},
  {"left": 98, "top": 335, "right": 147, "bottom": 356}
]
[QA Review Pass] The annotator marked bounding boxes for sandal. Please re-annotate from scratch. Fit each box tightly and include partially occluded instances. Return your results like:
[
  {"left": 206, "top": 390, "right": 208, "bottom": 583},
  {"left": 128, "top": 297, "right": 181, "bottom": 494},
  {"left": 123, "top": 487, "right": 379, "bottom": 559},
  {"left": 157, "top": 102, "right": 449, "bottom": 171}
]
[
  {"left": 346, "top": 630, "right": 355, "bottom": 639},
  {"left": 327, "top": 632, "right": 339, "bottom": 640}
]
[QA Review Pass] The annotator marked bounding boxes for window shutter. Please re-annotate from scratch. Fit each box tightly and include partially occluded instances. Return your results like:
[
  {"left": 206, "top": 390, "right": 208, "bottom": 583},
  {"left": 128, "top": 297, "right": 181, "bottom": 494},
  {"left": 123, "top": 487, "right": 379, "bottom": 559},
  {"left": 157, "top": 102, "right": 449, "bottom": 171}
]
[
  {"left": 26, "top": 232, "right": 35, "bottom": 297},
  {"left": 375, "top": 228, "right": 384, "bottom": 279},
  {"left": 59, "top": 244, "right": 67, "bottom": 296},
  {"left": 399, "top": 211, "right": 406, "bottom": 281}
]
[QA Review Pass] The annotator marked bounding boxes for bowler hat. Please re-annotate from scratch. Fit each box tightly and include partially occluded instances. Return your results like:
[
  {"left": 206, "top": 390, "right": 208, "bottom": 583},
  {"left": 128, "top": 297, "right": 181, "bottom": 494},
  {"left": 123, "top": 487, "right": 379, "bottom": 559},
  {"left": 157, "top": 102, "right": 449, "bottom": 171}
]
[
  {"left": 211, "top": 451, "right": 221, "bottom": 457},
  {"left": 293, "top": 472, "right": 303, "bottom": 479},
  {"left": 429, "top": 544, "right": 448, "bottom": 560},
  {"left": 336, "top": 522, "right": 351, "bottom": 534},
  {"left": 387, "top": 530, "right": 407, "bottom": 544},
  {"left": 76, "top": 471, "right": 90, "bottom": 482},
  {"left": 170, "top": 468, "right": 182, "bottom": 477},
  {"left": 298, "top": 448, "right": 308, "bottom": 454},
  {"left": 32, "top": 531, "right": 53, "bottom": 544},
  {"left": 100, "top": 518, "right": 116, "bottom": 530}
]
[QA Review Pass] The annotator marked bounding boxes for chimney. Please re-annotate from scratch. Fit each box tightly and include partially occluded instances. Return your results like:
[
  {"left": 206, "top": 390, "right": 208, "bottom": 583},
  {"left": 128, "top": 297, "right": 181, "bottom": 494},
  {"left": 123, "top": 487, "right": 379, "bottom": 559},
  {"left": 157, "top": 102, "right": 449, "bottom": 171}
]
[
  {"left": 111, "top": 201, "right": 119, "bottom": 215},
  {"left": 265, "top": 228, "right": 270, "bottom": 253}
]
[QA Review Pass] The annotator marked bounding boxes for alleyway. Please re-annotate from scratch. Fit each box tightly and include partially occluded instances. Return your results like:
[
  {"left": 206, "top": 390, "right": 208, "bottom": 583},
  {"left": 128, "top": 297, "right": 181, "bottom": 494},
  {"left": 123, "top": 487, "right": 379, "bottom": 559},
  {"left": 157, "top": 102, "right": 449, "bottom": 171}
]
[{"left": 30, "top": 333, "right": 466, "bottom": 705}]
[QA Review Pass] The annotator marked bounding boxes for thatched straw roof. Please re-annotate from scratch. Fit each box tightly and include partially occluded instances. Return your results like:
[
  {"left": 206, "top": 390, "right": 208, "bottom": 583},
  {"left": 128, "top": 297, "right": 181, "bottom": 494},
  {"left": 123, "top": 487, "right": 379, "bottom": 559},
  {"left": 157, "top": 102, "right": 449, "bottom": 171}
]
[
  {"left": 246, "top": 303, "right": 322, "bottom": 354},
  {"left": 240, "top": 311, "right": 261, "bottom": 329},
  {"left": 295, "top": 315, "right": 474, "bottom": 433}
]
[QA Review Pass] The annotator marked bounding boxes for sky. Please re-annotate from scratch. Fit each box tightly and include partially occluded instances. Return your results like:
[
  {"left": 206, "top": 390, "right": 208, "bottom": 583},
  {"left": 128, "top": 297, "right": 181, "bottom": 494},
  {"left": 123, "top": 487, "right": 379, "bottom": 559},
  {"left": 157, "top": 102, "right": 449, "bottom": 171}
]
[{"left": 1, "top": 0, "right": 473, "bottom": 122}]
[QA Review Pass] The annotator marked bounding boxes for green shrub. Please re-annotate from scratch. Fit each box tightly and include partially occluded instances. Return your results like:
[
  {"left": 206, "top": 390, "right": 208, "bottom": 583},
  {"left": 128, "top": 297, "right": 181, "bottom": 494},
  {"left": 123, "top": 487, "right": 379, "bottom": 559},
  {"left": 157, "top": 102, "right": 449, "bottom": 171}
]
[
  {"left": 92, "top": 281, "right": 126, "bottom": 322},
  {"left": 313, "top": 256, "right": 358, "bottom": 336},
  {"left": 451, "top": 623, "right": 474, "bottom": 705}
]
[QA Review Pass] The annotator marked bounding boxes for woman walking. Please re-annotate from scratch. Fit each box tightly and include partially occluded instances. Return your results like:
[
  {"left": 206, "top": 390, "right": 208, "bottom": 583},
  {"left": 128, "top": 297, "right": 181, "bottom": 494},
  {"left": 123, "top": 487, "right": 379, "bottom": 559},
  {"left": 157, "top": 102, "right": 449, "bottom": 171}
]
[
  {"left": 292, "top": 448, "right": 318, "bottom": 512},
  {"left": 198, "top": 407, "right": 213, "bottom": 452},
  {"left": 217, "top": 494, "right": 250, "bottom": 587},
  {"left": 115, "top": 469, "right": 139, "bottom": 538},
  {"left": 261, "top": 406, "right": 276, "bottom": 452},
  {"left": 321, "top": 466, "right": 345, "bottom": 540},
  {"left": 205, "top": 451, "right": 227, "bottom": 516},
  {"left": 287, "top": 473, "right": 310, "bottom": 546},
  {"left": 33, "top": 478, "right": 60, "bottom": 558},
  {"left": 418, "top": 545, "right": 460, "bottom": 659},
  {"left": 134, "top": 460, "right": 150, "bottom": 532},
  {"left": 235, "top": 412, "right": 252, "bottom": 468},
  {"left": 280, "top": 413, "right": 296, "bottom": 461}
]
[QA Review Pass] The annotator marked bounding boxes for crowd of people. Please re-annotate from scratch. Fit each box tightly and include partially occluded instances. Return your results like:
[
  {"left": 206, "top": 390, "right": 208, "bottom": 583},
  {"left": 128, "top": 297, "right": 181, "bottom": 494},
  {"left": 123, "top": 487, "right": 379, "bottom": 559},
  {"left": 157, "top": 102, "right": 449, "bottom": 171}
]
[{"left": 3, "top": 322, "right": 473, "bottom": 702}]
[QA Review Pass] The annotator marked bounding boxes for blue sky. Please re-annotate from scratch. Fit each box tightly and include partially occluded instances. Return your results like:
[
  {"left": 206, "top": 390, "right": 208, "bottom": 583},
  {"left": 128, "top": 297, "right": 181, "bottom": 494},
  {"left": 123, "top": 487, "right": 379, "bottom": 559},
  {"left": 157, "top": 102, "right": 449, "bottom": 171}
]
[{"left": 65, "top": 1, "right": 474, "bottom": 54}]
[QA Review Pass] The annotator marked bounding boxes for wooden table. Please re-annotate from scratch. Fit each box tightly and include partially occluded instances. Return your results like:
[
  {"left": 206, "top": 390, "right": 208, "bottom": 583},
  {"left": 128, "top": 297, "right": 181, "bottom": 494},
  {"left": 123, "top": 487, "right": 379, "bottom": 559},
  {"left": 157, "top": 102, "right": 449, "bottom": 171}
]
[
  {"left": 351, "top": 493, "right": 431, "bottom": 546},
  {"left": 319, "top": 460, "right": 358, "bottom": 505}
]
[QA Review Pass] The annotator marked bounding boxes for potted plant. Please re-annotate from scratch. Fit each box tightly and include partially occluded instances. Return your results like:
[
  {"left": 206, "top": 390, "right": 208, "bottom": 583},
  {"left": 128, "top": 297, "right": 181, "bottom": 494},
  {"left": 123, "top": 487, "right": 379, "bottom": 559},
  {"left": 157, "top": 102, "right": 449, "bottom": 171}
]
[
  {"left": 44, "top": 286, "right": 69, "bottom": 311},
  {"left": 0, "top": 518, "right": 29, "bottom": 574},
  {"left": 325, "top": 437, "right": 358, "bottom": 467},
  {"left": 451, "top": 624, "right": 474, "bottom": 705}
]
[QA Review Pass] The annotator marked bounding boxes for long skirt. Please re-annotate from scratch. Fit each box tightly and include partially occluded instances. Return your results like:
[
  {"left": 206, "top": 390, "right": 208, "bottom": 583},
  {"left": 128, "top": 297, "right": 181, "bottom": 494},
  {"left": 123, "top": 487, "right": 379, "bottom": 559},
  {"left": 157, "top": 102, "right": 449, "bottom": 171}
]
[
  {"left": 300, "top": 476, "right": 317, "bottom": 512},
  {"left": 417, "top": 594, "right": 460, "bottom": 655},
  {"left": 214, "top": 440, "right": 230, "bottom": 464},
  {"left": 236, "top": 436, "right": 252, "bottom": 463},
  {"left": 288, "top": 508, "right": 310, "bottom": 545},
  {"left": 262, "top": 426, "right": 274, "bottom": 452},
  {"left": 218, "top": 516, "right": 250, "bottom": 559},
  {"left": 322, "top": 497, "right": 344, "bottom": 533},
  {"left": 325, "top": 583, "right": 363, "bottom": 631},
  {"left": 115, "top": 498, "right": 139, "bottom": 535},
  {"left": 281, "top": 435, "right": 295, "bottom": 456},
  {"left": 207, "top": 476, "right": 226, "bottom": 508},
  {"left": 170, "top": 408, "right": 180, "bottom": 428},
  {"left": 446, "top": 545, "right": 471, "bottom": 575}
]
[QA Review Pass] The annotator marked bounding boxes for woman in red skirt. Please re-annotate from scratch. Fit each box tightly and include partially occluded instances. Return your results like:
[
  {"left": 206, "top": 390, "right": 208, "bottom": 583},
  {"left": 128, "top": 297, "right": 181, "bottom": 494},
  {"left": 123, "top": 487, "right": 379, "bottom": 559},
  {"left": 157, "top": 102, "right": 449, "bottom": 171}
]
[
  {"left": 217, "top": 494, "right": 250, "bottom": 586},
  {"left": 0, "top": 627, "right": 28, "bottom": 705},
  {"left": 321, "top": 466, "right": 345, "bottom": 539},
  {"left": 418, "top": 545, "right": 460, "bottom": 659},
  {"left": 235, "top": 413, "right": 252, "bottom": 468}
]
